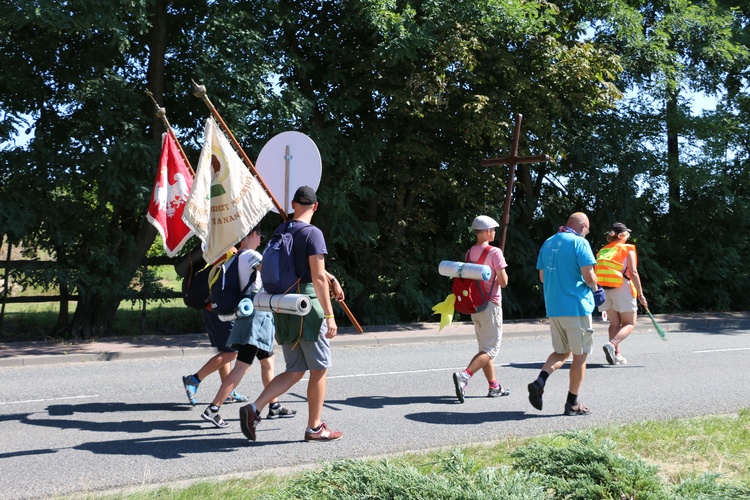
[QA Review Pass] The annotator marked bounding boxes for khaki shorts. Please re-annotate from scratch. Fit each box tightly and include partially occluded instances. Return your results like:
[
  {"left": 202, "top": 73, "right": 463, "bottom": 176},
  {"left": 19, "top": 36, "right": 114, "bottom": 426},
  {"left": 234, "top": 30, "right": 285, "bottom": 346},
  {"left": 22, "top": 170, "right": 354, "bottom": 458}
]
[
  {"left": 471, "top": 301, "right": 503, "bottom": 359},
  {"left": 549, "top": 316, "right": 594, "bottom": 356},
  {"left": 599, "top": 283, "right": 637, "bottom": 313}
]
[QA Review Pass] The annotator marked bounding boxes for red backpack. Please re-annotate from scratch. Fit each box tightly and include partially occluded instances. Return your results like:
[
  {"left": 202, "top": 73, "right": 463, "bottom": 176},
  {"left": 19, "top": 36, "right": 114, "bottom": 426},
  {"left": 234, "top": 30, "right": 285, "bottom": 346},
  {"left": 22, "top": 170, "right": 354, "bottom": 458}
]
[{"left": 452, "top": 246, "right": 493, "bottom": 315}]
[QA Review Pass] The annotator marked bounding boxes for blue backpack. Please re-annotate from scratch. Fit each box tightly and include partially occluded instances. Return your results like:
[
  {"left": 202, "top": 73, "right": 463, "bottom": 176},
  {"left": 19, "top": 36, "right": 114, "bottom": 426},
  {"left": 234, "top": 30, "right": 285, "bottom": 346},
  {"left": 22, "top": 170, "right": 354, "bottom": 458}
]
[
  {"left": 210, "top": 252, "right": 253, "bottom": 315},
  {"left": 261, "top": 221, "right": 310, "bottom": 294}
]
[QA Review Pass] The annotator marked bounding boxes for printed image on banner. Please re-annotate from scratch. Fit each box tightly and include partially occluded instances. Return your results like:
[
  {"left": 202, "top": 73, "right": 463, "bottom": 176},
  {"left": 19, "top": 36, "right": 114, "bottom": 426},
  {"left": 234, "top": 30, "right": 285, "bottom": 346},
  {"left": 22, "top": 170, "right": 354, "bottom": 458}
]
[
  {"left": 146, "top": 133, "right": 194, "bottom": 257},
  {"left": 182, "top": 118, "right": 273, "bottom": 265}
]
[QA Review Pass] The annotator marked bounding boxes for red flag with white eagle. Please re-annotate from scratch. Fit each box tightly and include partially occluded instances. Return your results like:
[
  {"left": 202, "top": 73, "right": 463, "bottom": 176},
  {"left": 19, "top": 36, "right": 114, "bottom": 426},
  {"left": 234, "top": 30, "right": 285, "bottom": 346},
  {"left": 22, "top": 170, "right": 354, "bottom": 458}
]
[{"left": 147, "top": 133, "right": 194, "bottom": 257}]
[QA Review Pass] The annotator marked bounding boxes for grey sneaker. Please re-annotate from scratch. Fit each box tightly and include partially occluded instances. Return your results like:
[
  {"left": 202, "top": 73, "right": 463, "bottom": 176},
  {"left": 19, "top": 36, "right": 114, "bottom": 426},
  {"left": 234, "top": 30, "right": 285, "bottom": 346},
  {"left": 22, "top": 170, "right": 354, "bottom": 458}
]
[
  {"left": 182, "top": 375, "right": 199, "bottom": 405},
  {"left": 603, "top": 343, "right": 616, "bottom": 365},
  {"left": 488, "top": 385, "right": 510, "bottom": 397},
  {"left": 201, "top": 406, "right": 229, "bottom": 428},
  {"left": 453, "top": 371, "right": 469, "bottom": 403}
]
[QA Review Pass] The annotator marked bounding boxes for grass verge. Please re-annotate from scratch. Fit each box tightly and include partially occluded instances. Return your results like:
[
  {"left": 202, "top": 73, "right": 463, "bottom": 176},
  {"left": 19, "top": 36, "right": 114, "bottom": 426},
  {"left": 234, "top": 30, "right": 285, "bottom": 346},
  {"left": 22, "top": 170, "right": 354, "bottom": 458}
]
[{"left": 93, "top": 409, "right": 750, "bottom": 499}]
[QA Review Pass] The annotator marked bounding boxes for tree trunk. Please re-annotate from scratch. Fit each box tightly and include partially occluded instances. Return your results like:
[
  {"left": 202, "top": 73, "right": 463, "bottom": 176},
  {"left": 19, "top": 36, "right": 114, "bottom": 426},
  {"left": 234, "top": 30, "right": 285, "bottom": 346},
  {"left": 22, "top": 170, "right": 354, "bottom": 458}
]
[
  {"left": 148, "top": 0, "right": 167, "bottom": 142},
  {"left": 70, "top": 0, "right": 167, "bottom": 341},
  {"left": 666, "top": 92, "right": 681, "bottom": 211},
  {"left": 52, "top": 282, "right": 70, "bottom": 337},
  {"left": 518, "top": 162, "right": 545, "bottom": 225},
  {"left": 70, "top": 295, "right": 120, "bottom": 341}
]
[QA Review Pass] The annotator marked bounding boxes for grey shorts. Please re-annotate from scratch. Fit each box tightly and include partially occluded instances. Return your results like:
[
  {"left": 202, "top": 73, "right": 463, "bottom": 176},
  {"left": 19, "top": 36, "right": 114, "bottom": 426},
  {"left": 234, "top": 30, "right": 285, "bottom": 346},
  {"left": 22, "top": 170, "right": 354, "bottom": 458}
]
[{"left": 281, "top": 331, "right": 332, "bottom": 372}]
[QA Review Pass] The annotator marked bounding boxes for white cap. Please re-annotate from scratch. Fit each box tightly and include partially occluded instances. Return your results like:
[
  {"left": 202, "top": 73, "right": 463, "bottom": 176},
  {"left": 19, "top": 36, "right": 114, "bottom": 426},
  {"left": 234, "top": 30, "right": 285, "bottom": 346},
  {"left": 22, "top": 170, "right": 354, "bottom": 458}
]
[{"left": 471, "top": 215, "right": 500, "bottom": 230}]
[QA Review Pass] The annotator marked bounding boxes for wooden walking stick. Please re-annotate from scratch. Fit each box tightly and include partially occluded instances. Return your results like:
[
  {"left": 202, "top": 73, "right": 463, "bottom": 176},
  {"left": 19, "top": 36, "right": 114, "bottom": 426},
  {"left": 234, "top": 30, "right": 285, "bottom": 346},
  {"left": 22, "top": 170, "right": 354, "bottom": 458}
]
[{"left": 191, "top": 81, "right": 363, "bottom": 333}]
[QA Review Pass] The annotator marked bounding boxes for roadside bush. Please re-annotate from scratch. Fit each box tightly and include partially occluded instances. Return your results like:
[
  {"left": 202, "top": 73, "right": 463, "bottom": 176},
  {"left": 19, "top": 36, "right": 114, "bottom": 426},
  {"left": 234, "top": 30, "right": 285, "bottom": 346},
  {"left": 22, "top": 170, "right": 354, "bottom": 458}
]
[
  {"left": 267, "top": 451, "right": 546, "bottom": 499},
  {"left": 672, "top": 473, "right": 750, "bottom": 499},
  {"left": 509, "top": 432, "right": 667, "bottom": 499}
]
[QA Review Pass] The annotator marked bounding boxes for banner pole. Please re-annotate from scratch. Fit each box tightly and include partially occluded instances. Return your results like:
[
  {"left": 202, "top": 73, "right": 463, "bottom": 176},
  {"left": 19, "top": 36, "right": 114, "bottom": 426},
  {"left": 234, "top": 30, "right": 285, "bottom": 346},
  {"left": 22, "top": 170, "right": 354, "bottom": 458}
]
[
  {"left": 146, "top": 91, "right": 196, "bottom": 177},
  {"left": 191, "top": 80, "right": 288, "bottom": 220}
]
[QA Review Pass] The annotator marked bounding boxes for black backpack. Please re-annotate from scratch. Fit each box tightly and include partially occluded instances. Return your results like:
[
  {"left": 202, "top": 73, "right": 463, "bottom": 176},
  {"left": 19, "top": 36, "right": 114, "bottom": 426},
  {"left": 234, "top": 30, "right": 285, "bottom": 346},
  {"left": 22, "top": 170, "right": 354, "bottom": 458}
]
[
  {"left": 209, "top": 252, "right": 253, "bottom": 315},
  {"left": 175, "top": 246, "right": 211, "bottom": 310},
  {"left": 261, "top": 221, "right": 310, "bottom": 294}
]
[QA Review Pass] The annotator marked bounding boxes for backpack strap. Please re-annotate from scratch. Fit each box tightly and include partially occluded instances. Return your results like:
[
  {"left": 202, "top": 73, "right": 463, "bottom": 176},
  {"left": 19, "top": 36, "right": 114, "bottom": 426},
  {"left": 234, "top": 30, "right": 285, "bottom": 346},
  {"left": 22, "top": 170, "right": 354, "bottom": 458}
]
[
  {"left": 466, "top": 245, "right": 496, "bottom": 299},
  {"left": 283, "top": 221, "right": 311, "bottom": 284},
  {"left": 276, "top": 220, "right": 310, "bottom": 236},
  {"left": 466, "top": 245, "right": 493, "bottom": 265}
]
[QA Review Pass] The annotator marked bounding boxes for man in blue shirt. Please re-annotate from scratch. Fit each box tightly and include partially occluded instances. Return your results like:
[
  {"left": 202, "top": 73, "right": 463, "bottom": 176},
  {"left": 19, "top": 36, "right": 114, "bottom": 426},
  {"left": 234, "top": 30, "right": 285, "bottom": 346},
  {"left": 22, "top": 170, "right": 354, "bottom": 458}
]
[{"left": 528, "top": 212, "right": 598, "bottom": 416}]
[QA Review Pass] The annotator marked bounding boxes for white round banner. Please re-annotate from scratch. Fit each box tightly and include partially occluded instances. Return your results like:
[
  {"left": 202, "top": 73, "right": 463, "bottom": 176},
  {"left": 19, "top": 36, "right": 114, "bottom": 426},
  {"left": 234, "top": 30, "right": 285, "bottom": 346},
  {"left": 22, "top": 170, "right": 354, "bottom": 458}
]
[{"left": 255, "top": 131, "right": 322, "bottom": 215}]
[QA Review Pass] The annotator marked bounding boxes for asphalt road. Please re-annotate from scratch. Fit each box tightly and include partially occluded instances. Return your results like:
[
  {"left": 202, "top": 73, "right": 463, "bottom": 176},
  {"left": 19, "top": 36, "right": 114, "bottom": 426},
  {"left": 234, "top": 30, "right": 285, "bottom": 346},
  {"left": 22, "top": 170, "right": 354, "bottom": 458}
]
[{"left": 1, "top": 325, "right": 749, "bottom": 499}]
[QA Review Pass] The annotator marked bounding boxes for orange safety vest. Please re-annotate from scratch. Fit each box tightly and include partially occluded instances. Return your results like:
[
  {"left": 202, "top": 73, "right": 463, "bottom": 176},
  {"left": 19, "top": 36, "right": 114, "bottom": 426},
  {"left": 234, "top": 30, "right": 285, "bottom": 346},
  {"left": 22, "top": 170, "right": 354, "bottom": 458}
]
[{"left": 595, "top": 242, "right": 637, "bottom": 296}]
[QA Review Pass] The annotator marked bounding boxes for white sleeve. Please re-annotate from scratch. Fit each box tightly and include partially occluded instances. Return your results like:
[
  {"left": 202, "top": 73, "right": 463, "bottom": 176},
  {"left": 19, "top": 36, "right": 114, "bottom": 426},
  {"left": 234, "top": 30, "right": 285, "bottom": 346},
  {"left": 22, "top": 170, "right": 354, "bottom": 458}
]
[{"left": 238, "top": 250, "right": 262, "bottom": 291}]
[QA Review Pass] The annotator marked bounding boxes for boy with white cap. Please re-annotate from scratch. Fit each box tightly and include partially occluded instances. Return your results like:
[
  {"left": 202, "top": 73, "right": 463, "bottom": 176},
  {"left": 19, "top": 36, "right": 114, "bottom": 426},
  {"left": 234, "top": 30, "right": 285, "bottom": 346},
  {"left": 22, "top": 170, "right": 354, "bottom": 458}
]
[{"left": 452, "top": 215, "right": 510, "bottom": 403}]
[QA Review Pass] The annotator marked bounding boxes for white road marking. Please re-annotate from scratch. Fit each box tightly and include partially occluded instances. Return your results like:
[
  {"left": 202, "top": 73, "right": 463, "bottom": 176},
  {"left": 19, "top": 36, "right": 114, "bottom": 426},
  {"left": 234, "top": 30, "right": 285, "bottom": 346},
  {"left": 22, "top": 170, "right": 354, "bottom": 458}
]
[
  {"left": 0, "top": 395, "right": 99, "bottom": 405},
  {"left": 692, "top": 347, "right": 750, "bottom": 354},
  {"left": 327, "top": 364, "right": 510, "bottom": 380}
]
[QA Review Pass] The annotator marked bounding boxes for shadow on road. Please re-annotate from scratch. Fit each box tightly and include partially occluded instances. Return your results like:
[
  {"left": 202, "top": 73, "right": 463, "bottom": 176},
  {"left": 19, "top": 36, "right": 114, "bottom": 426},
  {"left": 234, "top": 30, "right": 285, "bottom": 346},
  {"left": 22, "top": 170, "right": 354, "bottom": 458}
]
[
  {"left": 325, "top": 395, "right": 456, "bottom": 409},
  {"left": 404, "top": 410, "right": 548, "bottom": 425}
]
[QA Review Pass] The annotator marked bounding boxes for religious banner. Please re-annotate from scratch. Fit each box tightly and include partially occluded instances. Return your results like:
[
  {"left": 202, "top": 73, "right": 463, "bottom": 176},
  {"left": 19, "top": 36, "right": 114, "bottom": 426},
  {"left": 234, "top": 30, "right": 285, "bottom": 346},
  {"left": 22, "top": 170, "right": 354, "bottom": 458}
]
[
  {"left": 147, "top": 133, "right": 194, "bottom": 257},
  {"left": 183, "top": 117, "right": 273, "bottom": 264}
]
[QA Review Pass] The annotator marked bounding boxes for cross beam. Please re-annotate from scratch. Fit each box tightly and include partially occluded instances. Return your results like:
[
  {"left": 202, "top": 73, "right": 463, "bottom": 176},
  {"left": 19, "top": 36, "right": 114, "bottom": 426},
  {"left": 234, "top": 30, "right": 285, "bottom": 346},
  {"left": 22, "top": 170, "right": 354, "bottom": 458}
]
[{"left": 480, "top": 113, "right": 550, "bottom": 252}]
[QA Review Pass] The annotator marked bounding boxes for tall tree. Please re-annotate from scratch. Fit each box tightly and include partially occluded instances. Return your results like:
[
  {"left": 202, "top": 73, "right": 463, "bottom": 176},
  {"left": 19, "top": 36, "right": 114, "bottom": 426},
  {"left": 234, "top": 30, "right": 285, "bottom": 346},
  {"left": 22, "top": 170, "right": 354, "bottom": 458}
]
[
  {"left": 590, "top": 0, "right": 748, "bottom": 212},
  {"left": 246, "top": 0, "right": 624, "bottom": 322},
  {"left": 0, "top": 0, "right": 279, "bottom": 338}
]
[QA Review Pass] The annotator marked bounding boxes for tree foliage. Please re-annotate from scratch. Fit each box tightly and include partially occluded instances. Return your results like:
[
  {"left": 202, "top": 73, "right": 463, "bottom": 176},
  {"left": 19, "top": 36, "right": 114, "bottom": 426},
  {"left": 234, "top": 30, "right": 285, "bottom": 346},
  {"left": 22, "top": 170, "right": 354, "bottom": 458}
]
[{"left": 1, "top": 0, "right": 748, "bottom": 338}]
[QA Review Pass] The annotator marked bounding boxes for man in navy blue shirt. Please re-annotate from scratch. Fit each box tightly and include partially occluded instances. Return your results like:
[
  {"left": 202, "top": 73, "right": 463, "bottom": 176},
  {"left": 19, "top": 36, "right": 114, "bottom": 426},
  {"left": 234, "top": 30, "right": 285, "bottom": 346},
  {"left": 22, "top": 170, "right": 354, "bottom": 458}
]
[{"left": 240, "top": 186, "right": 345, "bottom": 442}]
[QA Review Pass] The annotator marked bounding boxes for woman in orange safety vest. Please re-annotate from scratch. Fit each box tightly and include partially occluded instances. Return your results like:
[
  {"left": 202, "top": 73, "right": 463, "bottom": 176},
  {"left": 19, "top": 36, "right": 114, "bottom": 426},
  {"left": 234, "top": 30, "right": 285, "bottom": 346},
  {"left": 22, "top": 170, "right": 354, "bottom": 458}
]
[{"left": 594, "top": 222, "right": 647, "bottom": 365}]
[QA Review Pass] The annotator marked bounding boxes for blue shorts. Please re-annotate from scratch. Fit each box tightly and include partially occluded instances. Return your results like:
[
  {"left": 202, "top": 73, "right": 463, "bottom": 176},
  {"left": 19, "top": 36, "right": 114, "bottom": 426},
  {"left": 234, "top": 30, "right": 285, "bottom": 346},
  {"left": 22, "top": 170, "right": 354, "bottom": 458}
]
[{"left": 202, "top": 309, "right": 236, "bottom": 353}]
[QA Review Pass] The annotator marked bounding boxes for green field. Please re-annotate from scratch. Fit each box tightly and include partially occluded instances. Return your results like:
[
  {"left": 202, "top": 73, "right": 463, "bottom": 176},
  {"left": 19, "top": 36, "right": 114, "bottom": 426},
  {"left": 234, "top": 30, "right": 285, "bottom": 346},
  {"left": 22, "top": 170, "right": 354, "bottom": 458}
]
[{"left": 0, "top": 266, "right": 206, "bottom": 341}]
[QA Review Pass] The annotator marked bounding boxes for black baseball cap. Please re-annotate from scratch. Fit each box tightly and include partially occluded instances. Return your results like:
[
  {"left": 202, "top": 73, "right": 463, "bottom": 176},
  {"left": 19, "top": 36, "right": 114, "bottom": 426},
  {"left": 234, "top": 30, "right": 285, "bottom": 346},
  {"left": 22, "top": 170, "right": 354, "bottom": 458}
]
[
  {"left": 292, "top": 186, "right": 317, "bottom": 205},
  {"left": 611, "top": 222, "right": 632, "bottom": 233}
]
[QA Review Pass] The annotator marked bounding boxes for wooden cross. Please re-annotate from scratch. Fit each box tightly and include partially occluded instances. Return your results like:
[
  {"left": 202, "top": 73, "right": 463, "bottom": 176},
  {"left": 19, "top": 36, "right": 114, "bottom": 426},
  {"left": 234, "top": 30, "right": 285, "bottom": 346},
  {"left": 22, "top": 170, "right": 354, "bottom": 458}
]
[{"left": 481, "top": 113, "right": 550, "bottom": 252}]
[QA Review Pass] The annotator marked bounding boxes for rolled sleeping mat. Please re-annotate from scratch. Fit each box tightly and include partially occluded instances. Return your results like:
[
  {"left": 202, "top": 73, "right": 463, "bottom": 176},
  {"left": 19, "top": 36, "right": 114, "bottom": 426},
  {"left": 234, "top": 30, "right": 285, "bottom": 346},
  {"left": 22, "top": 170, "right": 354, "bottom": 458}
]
[
  {"left": 253, "top": 292, "right": 312, "bottom": 316},
  {"left": 217, "top": 298, "right": 255, "bottom": 322},
  {"left": 438, "top": 261, "right": 492, "bottom": 281},
  {"left": 237, "top": 297, "right": 254, "bottom": 317}
]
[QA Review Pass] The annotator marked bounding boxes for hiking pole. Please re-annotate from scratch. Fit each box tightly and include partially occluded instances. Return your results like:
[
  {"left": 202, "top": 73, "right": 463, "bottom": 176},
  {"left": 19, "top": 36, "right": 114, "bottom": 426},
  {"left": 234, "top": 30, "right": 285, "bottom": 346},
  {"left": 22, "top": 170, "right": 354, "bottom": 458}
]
[
  {"left": 644, "top": 306, "right": 667, "bottom": 340},
  {"left": 191, "top": 80, "right": 288, "bottom": 220}
]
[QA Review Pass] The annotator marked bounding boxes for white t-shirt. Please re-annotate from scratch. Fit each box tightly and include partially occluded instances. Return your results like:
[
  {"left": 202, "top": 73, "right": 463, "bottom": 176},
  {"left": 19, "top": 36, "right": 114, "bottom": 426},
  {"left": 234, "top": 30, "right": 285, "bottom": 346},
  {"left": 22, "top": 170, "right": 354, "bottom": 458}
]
[{"left": 237, "top": 249, "right": 262, "bottom": 294}]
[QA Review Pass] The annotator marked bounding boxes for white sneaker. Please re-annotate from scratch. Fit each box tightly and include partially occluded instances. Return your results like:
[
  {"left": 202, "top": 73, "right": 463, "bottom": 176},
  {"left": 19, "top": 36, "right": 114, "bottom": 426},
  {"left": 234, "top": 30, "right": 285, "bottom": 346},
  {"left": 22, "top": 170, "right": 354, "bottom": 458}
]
[
  {"left": 453, "top": 371, "right": 469, "bottom": 403},
  {"left": 614, "top": 354, "right": 628, "bottom": 365}
]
